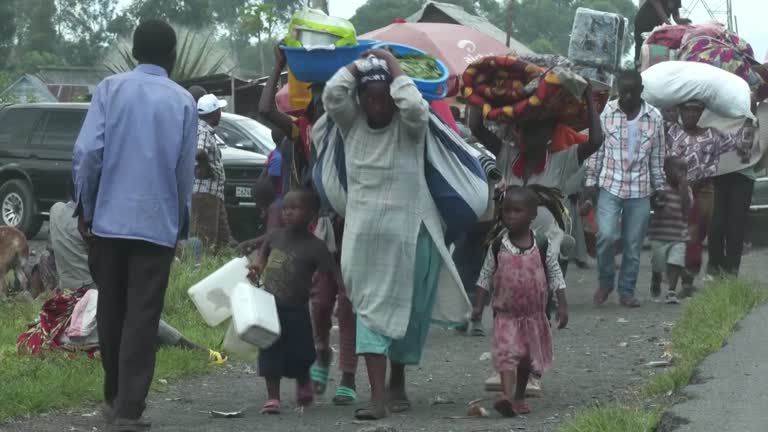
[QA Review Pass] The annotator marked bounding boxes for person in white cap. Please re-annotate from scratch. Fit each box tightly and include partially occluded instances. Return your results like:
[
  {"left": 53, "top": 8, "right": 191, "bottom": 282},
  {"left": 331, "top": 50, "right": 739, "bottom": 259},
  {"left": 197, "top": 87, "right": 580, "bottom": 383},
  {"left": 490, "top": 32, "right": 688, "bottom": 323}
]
[{"left": 191, "top": 93, "right": 231, "bottom": 250}]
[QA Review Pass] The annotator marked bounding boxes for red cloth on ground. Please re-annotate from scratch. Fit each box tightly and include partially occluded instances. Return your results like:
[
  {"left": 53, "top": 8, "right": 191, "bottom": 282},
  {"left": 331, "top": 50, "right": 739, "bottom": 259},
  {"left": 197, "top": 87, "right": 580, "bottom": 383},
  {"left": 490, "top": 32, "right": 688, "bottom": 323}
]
[{"left": 16, "top": 286, "right": 91, "bottom": 355}]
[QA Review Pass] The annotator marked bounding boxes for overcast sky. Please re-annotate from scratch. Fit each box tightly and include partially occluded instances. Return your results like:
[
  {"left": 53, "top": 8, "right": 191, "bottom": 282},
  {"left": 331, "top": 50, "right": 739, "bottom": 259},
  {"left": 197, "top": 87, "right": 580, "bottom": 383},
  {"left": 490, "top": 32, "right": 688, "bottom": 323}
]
[{"left": 114, "top": 0, "right": 765, "bottom": 60}]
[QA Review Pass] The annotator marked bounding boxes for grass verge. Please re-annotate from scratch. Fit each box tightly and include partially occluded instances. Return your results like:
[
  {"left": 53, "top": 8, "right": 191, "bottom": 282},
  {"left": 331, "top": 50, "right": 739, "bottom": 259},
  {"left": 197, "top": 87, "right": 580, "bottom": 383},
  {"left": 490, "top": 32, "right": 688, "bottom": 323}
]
[
  {"left": 559, "top": 278, "right": 767, "bottom": 432},
  {"left": 0, "top": 255, "right": 232, "bottom": 422}
]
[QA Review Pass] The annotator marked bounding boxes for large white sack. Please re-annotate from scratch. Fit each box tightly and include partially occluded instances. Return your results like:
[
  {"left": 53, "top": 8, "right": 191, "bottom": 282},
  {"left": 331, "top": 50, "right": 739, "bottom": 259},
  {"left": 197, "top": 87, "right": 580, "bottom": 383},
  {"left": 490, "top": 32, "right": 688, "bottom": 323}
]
[{"left": 641, "top": 61, "right": 754, "bottom": 119}]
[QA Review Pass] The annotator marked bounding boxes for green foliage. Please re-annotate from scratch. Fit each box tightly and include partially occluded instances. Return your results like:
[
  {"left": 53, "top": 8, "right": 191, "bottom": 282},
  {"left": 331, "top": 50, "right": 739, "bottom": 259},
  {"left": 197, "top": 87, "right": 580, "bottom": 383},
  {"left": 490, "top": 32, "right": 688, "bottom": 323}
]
[
  {"left": 485, "top": 0, "right": 638, "bottom": 56},
  {"left": 0, "top": 0, "right": 16, "bottom": 68},
  {"left": 104, "top": 27, "right": 234, "bottom": 81},
  {"left": 56, "top": 0, "right": 121, "bottom": 66},
  {"left": 0, "top": 254, "right": 234, "bottom": 422},
  {"left": 350, "top": 0, "right": 426, "bottom": 35},
  {"left": 17, "top": 0, "right": 58, "bottom": 55},
  {"left": 119, "top": 0, "right": 214, "bottom": 31},
  {"left": 559, "top": 406, "right": 661, "bottom": 432},
  {"left": 240, "top": 2, "right": 280, "bottom": 41}
]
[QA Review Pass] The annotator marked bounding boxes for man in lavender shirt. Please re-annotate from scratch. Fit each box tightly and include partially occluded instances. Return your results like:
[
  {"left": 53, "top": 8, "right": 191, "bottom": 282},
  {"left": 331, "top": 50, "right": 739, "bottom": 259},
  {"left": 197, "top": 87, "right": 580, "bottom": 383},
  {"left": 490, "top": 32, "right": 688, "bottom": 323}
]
[{"left": 72, "top": 20, "right": 197, "bottom": 431}]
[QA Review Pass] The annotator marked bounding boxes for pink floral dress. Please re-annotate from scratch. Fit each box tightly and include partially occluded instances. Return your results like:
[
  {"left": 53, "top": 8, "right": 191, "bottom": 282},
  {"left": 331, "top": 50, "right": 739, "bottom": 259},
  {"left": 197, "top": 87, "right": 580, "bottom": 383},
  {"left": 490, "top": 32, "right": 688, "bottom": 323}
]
[{"left": 476, "top": 232, "right": 565, "bottom": 374}]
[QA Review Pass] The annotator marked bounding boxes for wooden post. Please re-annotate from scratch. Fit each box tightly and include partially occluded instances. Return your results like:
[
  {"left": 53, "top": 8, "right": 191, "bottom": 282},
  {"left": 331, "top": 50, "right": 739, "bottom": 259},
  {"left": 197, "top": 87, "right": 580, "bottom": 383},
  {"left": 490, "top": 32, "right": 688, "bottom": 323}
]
[{"left": 505, "top": 0, "right": 513, "bottom": 48}]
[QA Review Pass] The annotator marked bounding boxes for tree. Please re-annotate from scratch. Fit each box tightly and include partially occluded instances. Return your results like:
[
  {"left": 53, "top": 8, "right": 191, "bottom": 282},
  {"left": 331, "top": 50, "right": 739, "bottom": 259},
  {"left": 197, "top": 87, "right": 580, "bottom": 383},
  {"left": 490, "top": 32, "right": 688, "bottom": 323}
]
[
  {"left": 0, "top": 0, "right": 16, "bottom": 68},
  {"left": 350, "top": 0, "right": 425, "bottom": 35},
  {"left": 17, "top": 0, "right": 58, "bottom": 55},
  {"left": 56, "top": 0, "right": 120, "bottom": 66},
  {"left": 118, "top": 0, "right": 214, "bottom": 31},
  {"left": 240, "top": 2, "right": 282, "bottom": 74},
  {"left": 508, "top": 0, "right": 637, "bottom": 56},
  {"left": 104, "top": 27, "right": 234, "bottom": 81}
]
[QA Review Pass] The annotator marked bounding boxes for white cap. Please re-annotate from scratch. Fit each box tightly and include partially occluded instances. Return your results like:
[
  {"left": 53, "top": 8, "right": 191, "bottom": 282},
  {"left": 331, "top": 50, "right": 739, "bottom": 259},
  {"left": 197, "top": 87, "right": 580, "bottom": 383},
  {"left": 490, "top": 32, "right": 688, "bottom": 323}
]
[{"left": 197, "top": 94, "right": 228, "bottom": 115}]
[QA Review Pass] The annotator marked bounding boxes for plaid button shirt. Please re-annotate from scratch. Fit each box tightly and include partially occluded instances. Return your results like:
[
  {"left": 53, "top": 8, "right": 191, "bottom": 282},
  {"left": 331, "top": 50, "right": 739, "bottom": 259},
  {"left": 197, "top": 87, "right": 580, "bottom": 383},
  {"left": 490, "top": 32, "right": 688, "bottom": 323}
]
[
  {"left": 193, "top": 120, "right": 226, "bottom": 200},
  {"left": 585, "top": 100, "right": 666, "bottom": 199}
]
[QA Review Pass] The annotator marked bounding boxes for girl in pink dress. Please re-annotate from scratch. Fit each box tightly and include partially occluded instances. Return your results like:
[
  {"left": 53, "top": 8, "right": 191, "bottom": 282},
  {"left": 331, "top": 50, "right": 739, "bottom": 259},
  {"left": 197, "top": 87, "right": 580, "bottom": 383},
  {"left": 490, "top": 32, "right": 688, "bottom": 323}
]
[{"left": 471, "top": 186, "right": 569, "bottom": 416}]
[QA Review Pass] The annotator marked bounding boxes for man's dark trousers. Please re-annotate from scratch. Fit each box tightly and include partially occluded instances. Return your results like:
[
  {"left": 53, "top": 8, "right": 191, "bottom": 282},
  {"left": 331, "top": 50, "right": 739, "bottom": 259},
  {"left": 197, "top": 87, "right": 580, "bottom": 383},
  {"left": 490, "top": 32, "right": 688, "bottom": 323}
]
[{"left": 89, "top": 237, "right": 176, "bottom": 420}]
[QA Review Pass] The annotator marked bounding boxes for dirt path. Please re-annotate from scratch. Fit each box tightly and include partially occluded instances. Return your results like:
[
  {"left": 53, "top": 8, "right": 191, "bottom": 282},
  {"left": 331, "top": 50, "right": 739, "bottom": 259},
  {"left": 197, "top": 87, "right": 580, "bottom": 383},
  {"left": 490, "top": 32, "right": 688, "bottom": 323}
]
[{"left": 8, "top": 250, "right": 767, "bottom": 432}]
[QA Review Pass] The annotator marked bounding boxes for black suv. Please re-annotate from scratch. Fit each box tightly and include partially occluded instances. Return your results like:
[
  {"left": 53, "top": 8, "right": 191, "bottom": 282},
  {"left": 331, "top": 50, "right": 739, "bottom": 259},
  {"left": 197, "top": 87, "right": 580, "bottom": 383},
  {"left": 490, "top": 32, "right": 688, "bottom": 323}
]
[{"left": 0, "top": 103, "right": 269, "bottom": 240}]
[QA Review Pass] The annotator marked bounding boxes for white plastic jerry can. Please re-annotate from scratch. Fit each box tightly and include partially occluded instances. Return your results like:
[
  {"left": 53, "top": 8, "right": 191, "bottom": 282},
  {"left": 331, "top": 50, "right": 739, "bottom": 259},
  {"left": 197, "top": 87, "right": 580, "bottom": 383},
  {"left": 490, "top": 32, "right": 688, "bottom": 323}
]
[
  {"left": 187, "top": 257, "right": 251, "bottom": 327},
  {"left": 230, "top": 282, "right": 281, "bottom": 349}
]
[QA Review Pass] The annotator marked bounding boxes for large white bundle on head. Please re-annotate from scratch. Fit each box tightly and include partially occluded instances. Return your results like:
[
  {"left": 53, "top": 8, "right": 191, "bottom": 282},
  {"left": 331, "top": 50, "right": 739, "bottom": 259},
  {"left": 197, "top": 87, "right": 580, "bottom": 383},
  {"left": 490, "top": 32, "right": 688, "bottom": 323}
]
[{"left": 641, "top": 61, "right": 754, "bottom": 120}]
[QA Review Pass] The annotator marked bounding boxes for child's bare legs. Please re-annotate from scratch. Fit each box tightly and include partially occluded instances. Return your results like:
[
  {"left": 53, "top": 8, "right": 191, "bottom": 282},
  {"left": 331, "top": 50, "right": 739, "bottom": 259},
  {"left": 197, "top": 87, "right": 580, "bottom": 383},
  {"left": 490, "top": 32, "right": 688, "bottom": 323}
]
[
  {"left": 500, "top": 370, "right": 516, "bottom": 399},
  {"left": 296, "top": 370, "right": 314, "bottom": 406},
  {"left": 266, "top": 377, "right": 281, "bottom": 401},
  {"left": 665, "top": 265, "right": 683, "bottom": 304},
  {"left": 667, "top": 265, "right": 683, "bottom": 292},
  {"left": 492, "top": 369, "right": 517, "bottom": 418},
  {"left": 512, "top": 360, "right": 533, "bottom": 414},
  {"left": 651, "top": 271, "right": 662, "bottom": 300}
]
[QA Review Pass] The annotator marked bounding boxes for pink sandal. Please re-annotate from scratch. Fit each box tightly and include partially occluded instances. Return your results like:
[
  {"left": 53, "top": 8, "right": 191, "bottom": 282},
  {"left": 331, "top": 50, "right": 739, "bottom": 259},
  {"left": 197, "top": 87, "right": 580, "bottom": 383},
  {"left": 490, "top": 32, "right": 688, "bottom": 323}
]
[
  {"left": 260, "top": 399, "right": 281, "bottom": 415},
  {"left": 297, "top": 381, "right": 314, "bottom": 407}
]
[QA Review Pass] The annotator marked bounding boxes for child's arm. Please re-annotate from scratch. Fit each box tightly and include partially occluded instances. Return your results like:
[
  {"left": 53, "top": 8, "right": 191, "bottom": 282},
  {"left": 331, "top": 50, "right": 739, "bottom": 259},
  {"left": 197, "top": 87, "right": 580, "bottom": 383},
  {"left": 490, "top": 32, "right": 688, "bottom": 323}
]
[
  {"left": 678, "top": 179, "right": 692, "bottom": 217},
  {"left": 544, "top": 240, "right": 568, "bottom": 329},
  {"left": 248, "top": 234, "right": 272, "bottom": 282},
  {"left": 471, "top": 245, "right": 497, "bottom": 321}
]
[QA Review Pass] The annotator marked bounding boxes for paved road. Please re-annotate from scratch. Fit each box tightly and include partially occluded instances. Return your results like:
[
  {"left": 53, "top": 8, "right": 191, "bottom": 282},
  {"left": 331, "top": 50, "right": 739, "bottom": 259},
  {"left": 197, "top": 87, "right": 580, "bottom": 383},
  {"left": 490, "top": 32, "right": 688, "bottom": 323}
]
[
  {"left": 660, "top": 303, "right": 768, "bottom": 432},
  {"left": 5, "top": 246, "right": 768, "bottom": 432}
]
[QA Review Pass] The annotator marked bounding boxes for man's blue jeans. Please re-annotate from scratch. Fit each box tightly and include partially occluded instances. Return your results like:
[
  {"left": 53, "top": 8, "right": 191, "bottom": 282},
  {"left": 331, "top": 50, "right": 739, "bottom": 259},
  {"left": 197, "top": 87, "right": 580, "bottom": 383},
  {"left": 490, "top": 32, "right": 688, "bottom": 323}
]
[{"left": 596, "top": 189, "right": 650, "bottom": 298}]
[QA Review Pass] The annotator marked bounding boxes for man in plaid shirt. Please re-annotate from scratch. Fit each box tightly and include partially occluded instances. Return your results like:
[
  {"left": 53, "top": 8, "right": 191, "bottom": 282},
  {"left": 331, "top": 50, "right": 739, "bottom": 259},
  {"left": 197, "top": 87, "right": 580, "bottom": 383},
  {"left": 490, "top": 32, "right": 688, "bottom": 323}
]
[
  {"left": 585, "top": 69, "right": 666, "bottom": 307},
  {"left": 191, "top": 93, "right": 231, "bottom": 251}
]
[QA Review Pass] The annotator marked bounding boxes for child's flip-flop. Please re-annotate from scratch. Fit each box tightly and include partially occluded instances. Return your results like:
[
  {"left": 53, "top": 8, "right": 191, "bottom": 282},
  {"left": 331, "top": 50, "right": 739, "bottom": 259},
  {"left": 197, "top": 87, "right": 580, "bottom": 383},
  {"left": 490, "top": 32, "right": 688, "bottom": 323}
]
[
  {"left": 493, "top": 397, "right": 516, "bottom": 418},
  {"left": 310, "top": 365, "right": 330, "bottom": 395},
  {"left": 332, "top": 386, "right": 357, "bottom": 406},
  {"left": 260, "top": 399, "right": 281, "bottom": 415},
  {"left": 354, "top": 401, "right": 388, "bottom": 420}
]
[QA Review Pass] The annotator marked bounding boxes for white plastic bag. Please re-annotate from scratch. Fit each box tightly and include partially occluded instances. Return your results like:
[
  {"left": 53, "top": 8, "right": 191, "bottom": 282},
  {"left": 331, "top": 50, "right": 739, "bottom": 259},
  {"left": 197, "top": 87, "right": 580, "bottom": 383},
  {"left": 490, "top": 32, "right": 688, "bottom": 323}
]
[
  {"left": 66, "top": 289, "right": 98, "bottom": 338},
  {"left": 641, "top": 61, "right": 754, "bottom": 119}
]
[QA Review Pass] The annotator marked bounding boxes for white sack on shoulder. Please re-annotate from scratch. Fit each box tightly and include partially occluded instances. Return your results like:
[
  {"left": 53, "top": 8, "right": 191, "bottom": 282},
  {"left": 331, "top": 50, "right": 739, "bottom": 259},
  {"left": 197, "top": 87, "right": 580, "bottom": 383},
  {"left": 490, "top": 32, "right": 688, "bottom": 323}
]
[{"left": 641, "top": 61, "right": 754, "bottom": 119}]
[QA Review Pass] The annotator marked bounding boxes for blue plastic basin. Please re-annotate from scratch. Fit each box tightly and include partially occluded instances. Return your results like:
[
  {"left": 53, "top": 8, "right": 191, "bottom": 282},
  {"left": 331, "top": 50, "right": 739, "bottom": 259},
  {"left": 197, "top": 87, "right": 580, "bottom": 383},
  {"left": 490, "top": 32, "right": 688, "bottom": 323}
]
[
  {"left": 373, "top": 42, "right": 449, "bottom": 100},
  {"left": 282, "top": 39, "right": 378, "bottom": 83}
]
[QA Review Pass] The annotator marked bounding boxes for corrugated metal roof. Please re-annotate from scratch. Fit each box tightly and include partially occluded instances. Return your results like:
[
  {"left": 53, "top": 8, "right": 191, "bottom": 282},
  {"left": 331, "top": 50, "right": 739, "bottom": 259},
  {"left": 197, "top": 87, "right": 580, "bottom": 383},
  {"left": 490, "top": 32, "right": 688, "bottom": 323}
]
[
  {"left": 407, "top": 1, "right": 533, "bottom": 55},
  {"left": 34, "top": 67, "right": 110, "bottom": 86}
]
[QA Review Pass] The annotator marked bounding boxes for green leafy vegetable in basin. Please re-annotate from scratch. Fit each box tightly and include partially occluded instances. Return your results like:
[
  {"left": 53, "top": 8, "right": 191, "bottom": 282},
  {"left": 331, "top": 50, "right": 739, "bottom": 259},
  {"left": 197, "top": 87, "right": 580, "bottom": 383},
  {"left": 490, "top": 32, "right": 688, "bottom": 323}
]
[{"left": 395, "top": 52, "right": 442, "bottom": 80}]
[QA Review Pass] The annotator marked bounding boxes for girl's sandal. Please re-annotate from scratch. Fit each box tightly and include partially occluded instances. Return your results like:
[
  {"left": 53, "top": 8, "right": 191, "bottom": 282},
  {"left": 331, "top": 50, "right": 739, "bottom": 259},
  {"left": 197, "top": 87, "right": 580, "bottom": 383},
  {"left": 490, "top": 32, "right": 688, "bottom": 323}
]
[
  {"left": 260, "top": 399, "right": 281, "bottom": 415},
  {"left": 354, "top": 401, "right": 388, "bottom": 420},
  {"left": 511, "top": 400, "right": 531, "bottom": 415},
  {"left": 309, "top": 365, "right": 330, "bottom": 395},
  {"left": 332, "top": 386, "right": 358, "bottom": 406},
  {"left": 297, "top": 381, "right": 314, "bottom": 407},
  {"left": 493, "top": 397, "right": 516, "bottom": 418}
]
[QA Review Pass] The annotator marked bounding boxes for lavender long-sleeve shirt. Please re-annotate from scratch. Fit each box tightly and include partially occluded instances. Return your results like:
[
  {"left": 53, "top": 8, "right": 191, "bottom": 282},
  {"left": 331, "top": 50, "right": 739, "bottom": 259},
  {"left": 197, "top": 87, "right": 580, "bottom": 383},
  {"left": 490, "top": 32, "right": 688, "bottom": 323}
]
[{"left": 72, "top": 64, "right": 198, "bottom": 247}]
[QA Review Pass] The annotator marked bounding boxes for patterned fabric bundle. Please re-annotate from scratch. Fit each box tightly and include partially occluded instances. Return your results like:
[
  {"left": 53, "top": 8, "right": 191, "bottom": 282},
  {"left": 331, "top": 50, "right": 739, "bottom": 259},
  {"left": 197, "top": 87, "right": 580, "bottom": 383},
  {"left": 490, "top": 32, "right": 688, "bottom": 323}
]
[
  {"left": 644, "top": 24, "right": 690, "bottom": 49},
  {"left": 461, "top": 55, "right": 588, "bottom": 130},
  {"left": 311, "top": 109, "right": 489, "bottom": 244},
  {"left": 679, "top": 36, "right": 764, "bottom": 91},
  {"left": 681, "top": 21, "right": 754, "bottom": 57},
  {"left": 16, "top": 286, "right": 91, "bottom": 355}
]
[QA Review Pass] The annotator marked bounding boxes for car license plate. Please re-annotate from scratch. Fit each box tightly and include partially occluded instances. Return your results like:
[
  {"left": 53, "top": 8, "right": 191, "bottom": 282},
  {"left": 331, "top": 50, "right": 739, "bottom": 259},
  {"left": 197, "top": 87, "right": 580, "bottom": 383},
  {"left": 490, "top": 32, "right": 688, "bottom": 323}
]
[{"left": 235, "top": 186, "right": 252, "bottom": 198}]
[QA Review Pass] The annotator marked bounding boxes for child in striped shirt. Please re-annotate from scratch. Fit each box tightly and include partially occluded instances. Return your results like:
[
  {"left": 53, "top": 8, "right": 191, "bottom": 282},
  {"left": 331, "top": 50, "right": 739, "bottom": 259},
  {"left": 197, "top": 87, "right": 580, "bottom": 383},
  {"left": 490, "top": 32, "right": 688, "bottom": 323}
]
[{"left": 649, "top": 156, "right": 692, "bottom": 304}]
